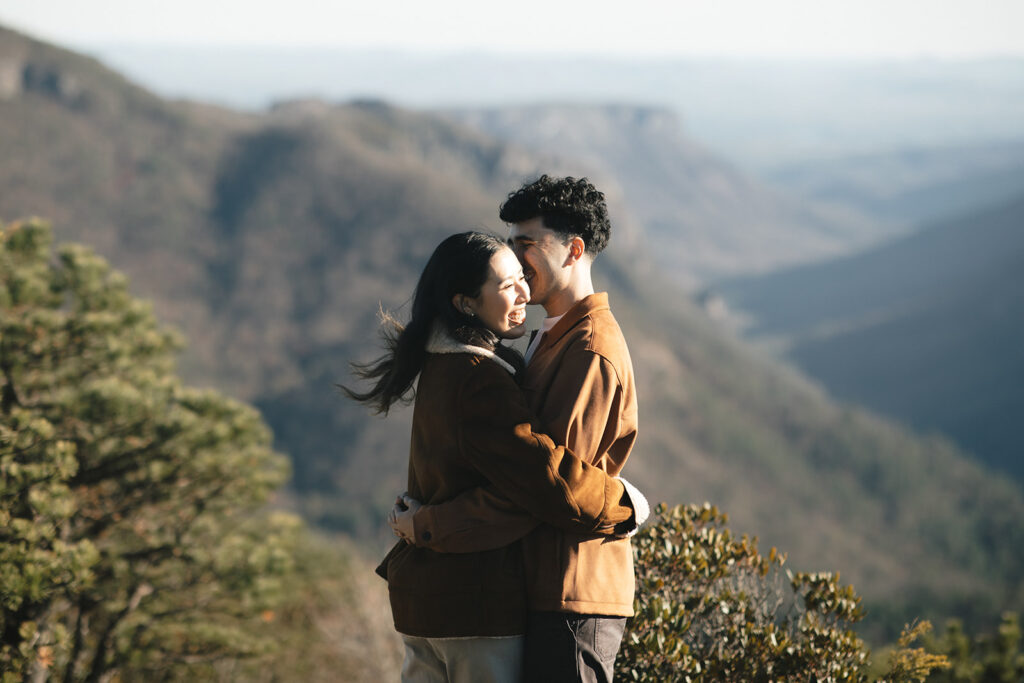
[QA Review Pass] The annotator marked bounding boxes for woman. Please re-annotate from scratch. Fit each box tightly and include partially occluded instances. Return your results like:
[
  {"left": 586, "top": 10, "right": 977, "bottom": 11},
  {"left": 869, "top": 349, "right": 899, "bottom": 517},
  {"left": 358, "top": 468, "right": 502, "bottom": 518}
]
[{"left": 343, "top": 232, "right": 637, "bottom": 683}]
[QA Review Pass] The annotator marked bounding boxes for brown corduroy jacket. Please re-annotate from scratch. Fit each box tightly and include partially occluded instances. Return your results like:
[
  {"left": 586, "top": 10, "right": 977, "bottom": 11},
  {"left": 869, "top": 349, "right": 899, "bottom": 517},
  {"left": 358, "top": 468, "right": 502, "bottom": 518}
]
[
  {"left": 413, "top": 293, "right": 640, "bottom": 617},
  {"left": 375, "top": 327, "right": 635, "bottom": 637}
]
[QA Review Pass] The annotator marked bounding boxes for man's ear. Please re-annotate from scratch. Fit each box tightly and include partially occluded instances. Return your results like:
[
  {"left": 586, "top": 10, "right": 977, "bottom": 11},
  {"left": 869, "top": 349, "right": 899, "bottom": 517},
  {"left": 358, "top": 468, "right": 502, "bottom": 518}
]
[
  {"left": 452, "top": 294, "right": 473, "bottom": 316},
  {"left": 567, "top": 236, "right": 586, "bottom": 263}
]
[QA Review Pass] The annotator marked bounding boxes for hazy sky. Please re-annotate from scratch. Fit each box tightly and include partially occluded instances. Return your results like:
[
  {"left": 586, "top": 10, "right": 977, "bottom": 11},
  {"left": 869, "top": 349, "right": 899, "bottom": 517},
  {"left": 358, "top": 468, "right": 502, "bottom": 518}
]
[{"left": 3, "top": 0, "right": 1023, "bottom": 59}]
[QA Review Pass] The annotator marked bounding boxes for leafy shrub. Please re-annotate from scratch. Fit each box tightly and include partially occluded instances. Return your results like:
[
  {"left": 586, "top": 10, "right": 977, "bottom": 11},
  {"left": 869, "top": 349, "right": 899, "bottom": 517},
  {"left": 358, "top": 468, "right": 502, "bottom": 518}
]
[
  {"left": 923, "top": 613, "right": 1023, "bottom": 683},
  {"left": 616, "top": 503, "right": 949, "bottom": 682}
]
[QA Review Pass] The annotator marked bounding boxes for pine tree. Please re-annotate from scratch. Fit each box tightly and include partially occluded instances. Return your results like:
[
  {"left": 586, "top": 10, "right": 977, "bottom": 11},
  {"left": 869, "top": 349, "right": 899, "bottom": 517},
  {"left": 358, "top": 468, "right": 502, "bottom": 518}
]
[{"left": 1, "top": 219, "right": 299, "bottom": 680}]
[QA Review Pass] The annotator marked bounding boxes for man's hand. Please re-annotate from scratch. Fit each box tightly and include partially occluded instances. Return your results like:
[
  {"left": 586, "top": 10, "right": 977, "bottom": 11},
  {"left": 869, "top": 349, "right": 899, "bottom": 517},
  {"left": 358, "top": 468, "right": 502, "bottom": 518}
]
[{"left": 387, "top": 493, "right": 422, "bottom": 543}]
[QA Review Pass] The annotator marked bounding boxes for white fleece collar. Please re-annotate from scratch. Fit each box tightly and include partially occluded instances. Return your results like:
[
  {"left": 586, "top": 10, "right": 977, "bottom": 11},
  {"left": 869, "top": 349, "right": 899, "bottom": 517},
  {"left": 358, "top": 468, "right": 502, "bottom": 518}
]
[{"left": 426, "top": 324, "right": 516, "bottom": 375}]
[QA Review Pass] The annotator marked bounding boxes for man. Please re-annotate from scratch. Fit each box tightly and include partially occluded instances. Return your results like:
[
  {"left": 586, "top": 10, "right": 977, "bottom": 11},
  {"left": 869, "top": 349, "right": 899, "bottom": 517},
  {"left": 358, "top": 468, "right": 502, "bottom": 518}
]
[{"left": 393, "top": 175, "right": 640, "bottom": 682}]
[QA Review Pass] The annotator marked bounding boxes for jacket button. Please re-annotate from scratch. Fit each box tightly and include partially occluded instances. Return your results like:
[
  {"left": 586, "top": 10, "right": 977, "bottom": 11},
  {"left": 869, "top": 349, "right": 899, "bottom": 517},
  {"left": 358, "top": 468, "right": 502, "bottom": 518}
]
[{"left": 421, "top": 531, "right": 432, "bottom": 541}]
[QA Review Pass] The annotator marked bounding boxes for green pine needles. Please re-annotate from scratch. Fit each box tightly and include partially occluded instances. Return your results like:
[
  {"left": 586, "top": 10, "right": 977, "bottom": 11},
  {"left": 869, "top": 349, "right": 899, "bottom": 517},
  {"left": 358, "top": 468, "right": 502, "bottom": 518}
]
[{"left": 1, "top": 220, "right": 299, "bottom": 680}]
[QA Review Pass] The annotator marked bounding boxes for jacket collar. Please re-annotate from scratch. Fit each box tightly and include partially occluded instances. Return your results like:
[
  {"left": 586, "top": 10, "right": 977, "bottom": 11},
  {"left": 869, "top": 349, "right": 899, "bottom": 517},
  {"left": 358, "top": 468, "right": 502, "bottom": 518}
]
[
  {"left": 542, "top": 292, "right": 609, "bottom": 348},
  {"left": 426, "top": 323, "right": 516, "bottom": 375}
]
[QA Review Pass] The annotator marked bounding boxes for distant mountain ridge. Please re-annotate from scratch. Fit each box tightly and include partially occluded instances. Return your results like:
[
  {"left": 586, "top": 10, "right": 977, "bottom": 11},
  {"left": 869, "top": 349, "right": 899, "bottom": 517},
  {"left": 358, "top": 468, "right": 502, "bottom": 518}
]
[
  {"left": 2, "top": 23, "right": 1023, "bottom": 637},
  {"left": 716, "top": 190, "right": 1024, "bottom": 481},
  {"left": 443, "top": 104, "right": 887, "bottom": 285},
  {"left": 765, "top": 139, "right": 1024, "bottom": 228},
  {"left": 72, "top": 42, "right": 1024, "bottom": 170}
]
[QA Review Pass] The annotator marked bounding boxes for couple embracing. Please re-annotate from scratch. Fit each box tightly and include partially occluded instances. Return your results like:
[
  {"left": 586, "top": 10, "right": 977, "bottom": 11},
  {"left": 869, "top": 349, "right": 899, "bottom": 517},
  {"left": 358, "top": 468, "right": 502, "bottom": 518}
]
[{"left": 345, "top": 175, "right": 647, "bottom": 683}]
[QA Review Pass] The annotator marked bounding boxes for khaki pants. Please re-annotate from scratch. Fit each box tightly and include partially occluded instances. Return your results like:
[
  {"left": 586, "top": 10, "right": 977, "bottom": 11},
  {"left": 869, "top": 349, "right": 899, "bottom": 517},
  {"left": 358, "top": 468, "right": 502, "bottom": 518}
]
[{"left": 400, "top": 634, "right": 524, "bottom": 683}]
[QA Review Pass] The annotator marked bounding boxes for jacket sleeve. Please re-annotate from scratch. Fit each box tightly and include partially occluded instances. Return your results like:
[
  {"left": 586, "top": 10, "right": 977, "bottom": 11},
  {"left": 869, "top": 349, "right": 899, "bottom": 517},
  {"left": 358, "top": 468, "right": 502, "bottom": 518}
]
[
  {"left": 414, "top": 480, "right": 643, "bottom": 553},
  {"left": 410, "top": 362, "right": 634, "bottom": 552},
  {"left": 413, "top": 485, "right": 540, "bottom": 553}
]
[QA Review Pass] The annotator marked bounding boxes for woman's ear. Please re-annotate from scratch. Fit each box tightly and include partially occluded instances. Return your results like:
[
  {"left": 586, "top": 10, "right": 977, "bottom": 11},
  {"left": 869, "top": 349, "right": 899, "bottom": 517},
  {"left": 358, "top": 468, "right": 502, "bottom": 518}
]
[{"left": 452, "top": 294, "right": 473, "bottom": 316}]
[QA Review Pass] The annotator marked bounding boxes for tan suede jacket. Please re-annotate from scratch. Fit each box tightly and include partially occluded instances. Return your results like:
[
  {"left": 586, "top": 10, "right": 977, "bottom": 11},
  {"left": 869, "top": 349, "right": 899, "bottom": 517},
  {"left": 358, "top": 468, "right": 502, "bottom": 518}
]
[
  {"left": 414, "top": 293, "right": 640, "bottom": 617},
  {"left": 375, "top": 327, "right": 634, "bottom": 637}
]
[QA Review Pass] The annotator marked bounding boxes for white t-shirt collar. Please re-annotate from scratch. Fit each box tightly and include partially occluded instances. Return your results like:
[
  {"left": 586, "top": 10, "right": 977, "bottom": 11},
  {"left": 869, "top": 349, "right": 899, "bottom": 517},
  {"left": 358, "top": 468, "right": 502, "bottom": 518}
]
[{"left": 524, "top": 313, "right": 565, "bottom": 364}]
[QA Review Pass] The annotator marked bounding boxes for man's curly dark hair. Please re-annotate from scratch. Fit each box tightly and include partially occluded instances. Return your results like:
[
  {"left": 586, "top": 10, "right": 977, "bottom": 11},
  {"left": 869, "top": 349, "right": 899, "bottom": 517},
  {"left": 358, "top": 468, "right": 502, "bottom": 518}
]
[{"left": 499, "top": 175, "right": 611, "bottom": 256}]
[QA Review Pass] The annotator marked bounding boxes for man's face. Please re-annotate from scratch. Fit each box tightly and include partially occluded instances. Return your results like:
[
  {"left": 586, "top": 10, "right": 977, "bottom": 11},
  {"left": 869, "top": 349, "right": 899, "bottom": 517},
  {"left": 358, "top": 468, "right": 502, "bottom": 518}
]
[{"left": 508, "top": 217, "right": 572, "bottom": 310}]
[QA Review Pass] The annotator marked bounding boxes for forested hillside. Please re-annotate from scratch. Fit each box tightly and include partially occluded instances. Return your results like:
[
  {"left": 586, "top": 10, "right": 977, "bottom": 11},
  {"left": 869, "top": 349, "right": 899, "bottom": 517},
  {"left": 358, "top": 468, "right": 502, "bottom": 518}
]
[
  {"left": 2, "top": 24, "right": 1023, "bottom": 639},
  {"left": 715, "top": 191, "right": 1024, "bottom": 481}
]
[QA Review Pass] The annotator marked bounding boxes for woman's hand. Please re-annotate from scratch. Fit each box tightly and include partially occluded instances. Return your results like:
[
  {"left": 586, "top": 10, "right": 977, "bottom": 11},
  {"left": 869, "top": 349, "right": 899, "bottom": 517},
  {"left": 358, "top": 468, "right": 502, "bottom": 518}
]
[{"left": 387, "top": 493, "right": 422, "bottom": 543}]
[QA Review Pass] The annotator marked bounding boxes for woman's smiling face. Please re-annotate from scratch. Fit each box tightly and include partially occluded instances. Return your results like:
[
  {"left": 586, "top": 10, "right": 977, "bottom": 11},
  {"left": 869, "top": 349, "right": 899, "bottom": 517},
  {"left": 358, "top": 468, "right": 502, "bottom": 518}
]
[{"left": 462, "top": 247, "right": 530, "bottom": 339}]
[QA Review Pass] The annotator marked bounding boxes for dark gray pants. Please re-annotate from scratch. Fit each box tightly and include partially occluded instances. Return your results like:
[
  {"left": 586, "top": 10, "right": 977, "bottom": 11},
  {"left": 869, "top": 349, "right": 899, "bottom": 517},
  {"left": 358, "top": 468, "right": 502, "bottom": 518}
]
[{"left": 522, "top": 611, "right": 627, "bottom": 683}]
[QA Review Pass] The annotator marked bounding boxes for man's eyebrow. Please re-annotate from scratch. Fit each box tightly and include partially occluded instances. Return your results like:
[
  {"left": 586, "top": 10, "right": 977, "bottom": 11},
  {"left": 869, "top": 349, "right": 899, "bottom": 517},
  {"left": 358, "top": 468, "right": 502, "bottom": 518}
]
[{"left": 509, "top": 235, "right": 534, "bottom": 244}]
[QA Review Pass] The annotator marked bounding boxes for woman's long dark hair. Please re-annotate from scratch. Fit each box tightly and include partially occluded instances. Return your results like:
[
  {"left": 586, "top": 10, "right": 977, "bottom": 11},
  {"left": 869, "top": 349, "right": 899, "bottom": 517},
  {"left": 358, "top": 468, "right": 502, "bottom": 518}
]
[{"left": 341, "top": 231, "right": 524, "bottom": 415}]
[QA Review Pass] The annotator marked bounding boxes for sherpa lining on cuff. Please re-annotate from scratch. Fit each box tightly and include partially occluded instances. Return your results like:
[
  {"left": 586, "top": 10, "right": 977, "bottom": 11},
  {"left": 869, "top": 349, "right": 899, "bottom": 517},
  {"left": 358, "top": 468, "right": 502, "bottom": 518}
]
[{"left": 616, "top": 476, "right": 650, "bottom": 538}]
